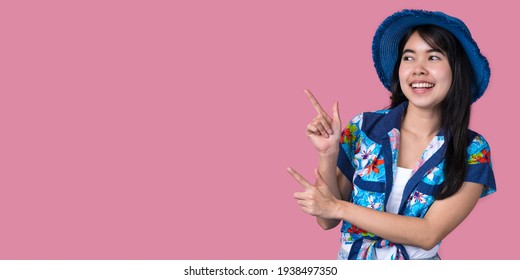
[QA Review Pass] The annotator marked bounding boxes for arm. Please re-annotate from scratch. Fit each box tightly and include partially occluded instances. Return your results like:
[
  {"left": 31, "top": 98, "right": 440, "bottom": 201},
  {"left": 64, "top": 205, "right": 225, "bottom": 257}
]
[
  {"left": 316, "top": 167, "right": 352, "bottom": 230},
  {"left": 289, "top": 168, "right": 483, "bottom": 250},
  {"left": 336, "top": 181, "right": 482, "bottom": 250},
  {"left": 301, "top": 89, "right": 351, "bottom": 230}
]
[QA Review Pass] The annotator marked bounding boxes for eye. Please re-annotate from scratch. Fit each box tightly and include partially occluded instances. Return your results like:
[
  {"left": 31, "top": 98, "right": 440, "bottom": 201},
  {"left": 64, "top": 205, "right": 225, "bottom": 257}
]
[
  {"left": 429, "top": 55, "right": 441, "bottom": 61},
  {"left": 402, "top": 56, "right": 413, "bottom": 61}
]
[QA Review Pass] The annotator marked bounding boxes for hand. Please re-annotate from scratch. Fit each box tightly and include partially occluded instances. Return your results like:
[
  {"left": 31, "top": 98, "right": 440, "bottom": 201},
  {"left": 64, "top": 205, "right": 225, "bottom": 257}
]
[
  {"left": 287, "top": 167, "right": 340, "bottom": 220},
  {"left": 304, "top": 89, "right": 342, "bottom": 155}
]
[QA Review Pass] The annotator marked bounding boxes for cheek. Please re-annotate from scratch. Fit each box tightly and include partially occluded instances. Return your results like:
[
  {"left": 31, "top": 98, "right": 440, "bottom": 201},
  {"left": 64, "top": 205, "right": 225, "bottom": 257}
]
[
  {"left": 446, "top": 69, "right": 453, "bottom": 86},
  {"left": 437, "top": 67, "right": 453, "bottom": 88},
  {"left": 398, "top": 65, "right": 409, "bottom": 87}
]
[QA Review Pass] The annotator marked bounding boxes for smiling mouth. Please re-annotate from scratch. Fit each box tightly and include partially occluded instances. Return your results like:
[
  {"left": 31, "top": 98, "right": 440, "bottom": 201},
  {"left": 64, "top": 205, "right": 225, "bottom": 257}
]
[{"left": 411, "top": 82, "right": 435, "bottom": 89}]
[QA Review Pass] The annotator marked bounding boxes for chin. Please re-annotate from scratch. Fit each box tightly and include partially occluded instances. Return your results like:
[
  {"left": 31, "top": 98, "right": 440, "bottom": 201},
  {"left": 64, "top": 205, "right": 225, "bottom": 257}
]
[{"left": 408, "top": 100, "right": 443, "bottom": 111}]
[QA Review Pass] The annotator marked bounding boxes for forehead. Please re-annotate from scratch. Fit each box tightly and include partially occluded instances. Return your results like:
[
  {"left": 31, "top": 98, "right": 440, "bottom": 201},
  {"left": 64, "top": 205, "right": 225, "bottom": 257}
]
[{"left": 403, "top": 31, "right": 436, "bottom": 51}]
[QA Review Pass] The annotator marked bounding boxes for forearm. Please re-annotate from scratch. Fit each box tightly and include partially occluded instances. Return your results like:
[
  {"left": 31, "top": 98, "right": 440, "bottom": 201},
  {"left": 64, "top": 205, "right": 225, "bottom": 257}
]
[
  {"left": 316, "top": 149, "right": 342, "bottom": 230},
  {"left": 317, "top": 149, "right": 340, "bottom": 198},
  {"left": 335, "top": 201, "right": 436, "bottom": 250},
  {"left": 316, "top": 216, "right": 340, "bottom": 230}
]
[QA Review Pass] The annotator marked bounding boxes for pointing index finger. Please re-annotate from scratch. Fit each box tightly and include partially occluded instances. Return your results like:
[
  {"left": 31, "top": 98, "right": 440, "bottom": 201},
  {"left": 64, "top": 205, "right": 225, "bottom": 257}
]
[
  {"left": 287, "top": 167, "right": 313, "bottom": 190},
  {"left": 305, "top": 89, "right": 330, "bottom": 119}
]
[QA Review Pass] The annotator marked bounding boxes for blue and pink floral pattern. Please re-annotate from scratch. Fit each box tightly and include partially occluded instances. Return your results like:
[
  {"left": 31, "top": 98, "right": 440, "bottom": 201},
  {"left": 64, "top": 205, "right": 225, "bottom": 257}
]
[{"left": 336, "top": 102, "right": 496, "bottom": 260}]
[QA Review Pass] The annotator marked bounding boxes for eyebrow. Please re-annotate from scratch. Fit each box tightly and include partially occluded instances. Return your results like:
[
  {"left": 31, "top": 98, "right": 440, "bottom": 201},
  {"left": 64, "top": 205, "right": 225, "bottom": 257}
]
[{"left": 402, "top": 48, "right": 445, "bottom": 55}]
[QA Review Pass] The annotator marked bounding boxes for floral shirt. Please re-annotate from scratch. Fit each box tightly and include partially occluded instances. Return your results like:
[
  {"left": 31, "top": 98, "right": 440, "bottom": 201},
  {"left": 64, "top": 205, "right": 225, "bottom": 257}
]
[{"left": 336, "top": 101, "right": 496, "bottom": 260}]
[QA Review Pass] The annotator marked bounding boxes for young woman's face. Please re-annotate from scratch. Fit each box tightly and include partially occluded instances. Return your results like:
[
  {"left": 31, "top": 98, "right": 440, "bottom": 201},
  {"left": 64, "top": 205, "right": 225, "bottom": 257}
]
[{"left": 399, "top": 31, "right": 452, "bottom": 111}]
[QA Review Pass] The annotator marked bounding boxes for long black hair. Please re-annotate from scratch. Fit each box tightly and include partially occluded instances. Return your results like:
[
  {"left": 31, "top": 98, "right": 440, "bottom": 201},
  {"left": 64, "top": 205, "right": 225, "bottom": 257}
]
[{"left": 390, "top": 25, "right": 473, "bottom": 200}]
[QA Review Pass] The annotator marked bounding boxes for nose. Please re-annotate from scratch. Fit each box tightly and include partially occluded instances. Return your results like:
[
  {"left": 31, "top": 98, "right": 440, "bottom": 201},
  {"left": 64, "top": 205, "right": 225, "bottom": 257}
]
[{"left": 413, "top": 61, "right": 428, "bottom": 76}]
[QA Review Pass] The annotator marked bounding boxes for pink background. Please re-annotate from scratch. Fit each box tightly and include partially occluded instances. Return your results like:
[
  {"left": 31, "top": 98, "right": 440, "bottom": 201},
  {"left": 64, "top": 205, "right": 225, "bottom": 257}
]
[{"left": 0, "top": 1, "right": 516, "bottom": 259}]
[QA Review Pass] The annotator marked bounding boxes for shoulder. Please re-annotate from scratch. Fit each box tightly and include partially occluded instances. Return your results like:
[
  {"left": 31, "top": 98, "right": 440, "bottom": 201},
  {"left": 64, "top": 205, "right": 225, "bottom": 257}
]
[
  {"left": 340, "top": 112, "right": 363, "bottom": 146},
  {"left": 467, "top": 130, "right": 491, "bottom": 152},
  {"left": 344, "top": 108, "right": 393, "bottom": 139},
  {"left": 464, "top": 130, "right": 496, "bottom": 196},
  {"left": 345, "top": 108, "right": 390, "bottom": 130},
  {"left": 466, "top": 130, "right": 492, "bottom": 165}
]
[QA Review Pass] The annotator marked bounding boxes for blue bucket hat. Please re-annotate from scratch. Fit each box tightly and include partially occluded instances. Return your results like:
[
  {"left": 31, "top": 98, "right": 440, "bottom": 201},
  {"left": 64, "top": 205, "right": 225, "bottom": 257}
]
[{"left": 372, "top": 9, "right": 490, "bottom": 103}]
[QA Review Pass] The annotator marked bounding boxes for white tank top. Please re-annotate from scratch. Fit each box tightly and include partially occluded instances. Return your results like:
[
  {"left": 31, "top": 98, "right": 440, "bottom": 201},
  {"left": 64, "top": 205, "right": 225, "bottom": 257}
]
[{"left": 375, "top": 167, "right": 439, "bottom": 259}]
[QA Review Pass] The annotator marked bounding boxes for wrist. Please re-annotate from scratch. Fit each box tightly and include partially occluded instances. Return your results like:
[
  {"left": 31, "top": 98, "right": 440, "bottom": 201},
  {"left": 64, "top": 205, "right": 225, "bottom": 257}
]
[
  {"left": 319, "top": 147, "right": 339, "bottom": 158},
  {"left": 333, "top": 199, "right": 349, "bottom": 221},
  {"left": 331, "top": 198, "right": 344, "bottom": 220}
]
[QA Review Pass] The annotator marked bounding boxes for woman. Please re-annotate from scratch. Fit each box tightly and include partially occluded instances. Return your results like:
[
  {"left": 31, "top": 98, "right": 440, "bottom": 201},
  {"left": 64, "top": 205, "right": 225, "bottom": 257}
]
[{"left": 288, "top": 9, "right": 496, "bottom": 260}]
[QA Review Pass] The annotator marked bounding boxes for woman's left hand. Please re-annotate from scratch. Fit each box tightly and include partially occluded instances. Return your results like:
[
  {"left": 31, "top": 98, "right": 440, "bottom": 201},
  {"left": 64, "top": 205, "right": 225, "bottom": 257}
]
[{"left": 287, "top": 167, "right": 341, "bottom": 220}]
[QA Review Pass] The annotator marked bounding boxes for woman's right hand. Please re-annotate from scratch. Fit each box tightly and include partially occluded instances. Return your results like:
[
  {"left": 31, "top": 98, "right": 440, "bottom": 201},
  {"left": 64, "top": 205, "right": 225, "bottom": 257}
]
[{"left": 304, "top": 89, "right": 342, "bottom": 156}]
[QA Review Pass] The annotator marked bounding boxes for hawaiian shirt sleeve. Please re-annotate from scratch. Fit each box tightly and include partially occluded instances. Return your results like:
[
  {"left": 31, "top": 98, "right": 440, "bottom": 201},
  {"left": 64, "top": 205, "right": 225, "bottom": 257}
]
[
  {"left": 465, "top": 134, "right": 496, "bottom": 197},
  {"left": 337, "top": 113, "right": 363, "bottom": 181}
]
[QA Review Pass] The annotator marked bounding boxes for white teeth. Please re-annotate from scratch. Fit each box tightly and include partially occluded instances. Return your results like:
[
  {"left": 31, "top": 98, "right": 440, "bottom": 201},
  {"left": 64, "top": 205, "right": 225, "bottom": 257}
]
[{"left": 411, "top": 83, "right": 434, "bottom": 89}]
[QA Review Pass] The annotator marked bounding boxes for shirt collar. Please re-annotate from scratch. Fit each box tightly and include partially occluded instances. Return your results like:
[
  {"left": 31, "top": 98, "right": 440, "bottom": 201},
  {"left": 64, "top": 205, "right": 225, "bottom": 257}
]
[{"left": 371, "top": 101, "right": 447, "bottom": 141}]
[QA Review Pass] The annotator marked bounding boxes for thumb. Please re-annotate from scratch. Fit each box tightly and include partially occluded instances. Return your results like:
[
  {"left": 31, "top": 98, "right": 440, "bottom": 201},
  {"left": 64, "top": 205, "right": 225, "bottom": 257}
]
[
  {"left": 314, "top": 169, "right": 332, "bottom": 196},
  {"left": 314, "top": 169, "right": 327, "bottom": 188},
  {"left": 333, "top": 102, "right": 341, "bottom": 127}
]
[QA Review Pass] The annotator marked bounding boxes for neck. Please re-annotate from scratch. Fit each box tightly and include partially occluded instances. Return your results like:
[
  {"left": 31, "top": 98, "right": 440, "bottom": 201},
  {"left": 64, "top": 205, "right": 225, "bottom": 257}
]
[{"left": 401, "top": 104, "right": 442, "bottom": 138}]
